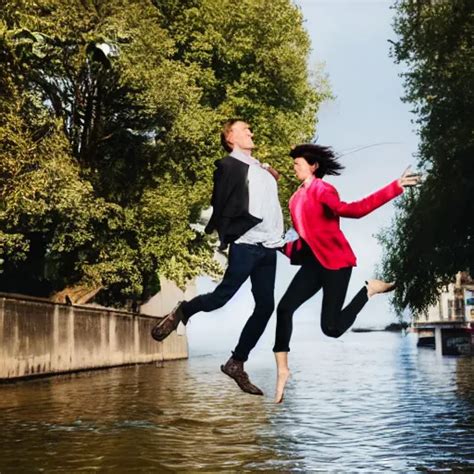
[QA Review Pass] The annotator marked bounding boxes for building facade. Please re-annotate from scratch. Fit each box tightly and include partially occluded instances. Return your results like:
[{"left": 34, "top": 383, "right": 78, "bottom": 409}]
[{"left": 414, "top": 272, "right": 474, "bottom": 355}]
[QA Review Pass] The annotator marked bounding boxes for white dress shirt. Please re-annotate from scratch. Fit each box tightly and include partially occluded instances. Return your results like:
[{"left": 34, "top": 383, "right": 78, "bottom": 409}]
[{"left": 230, "top": 150, "right": 285, "bottom": 248}]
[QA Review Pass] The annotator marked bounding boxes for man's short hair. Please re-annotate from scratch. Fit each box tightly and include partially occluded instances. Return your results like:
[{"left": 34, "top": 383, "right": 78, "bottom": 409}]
[{"left": 220, "top": 118, "right": 244, "bottom": 153}]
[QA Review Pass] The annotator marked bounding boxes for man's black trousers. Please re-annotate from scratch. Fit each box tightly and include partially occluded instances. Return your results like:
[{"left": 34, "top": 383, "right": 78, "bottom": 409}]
[{"left": 181, "top": 243, "right": 277, "bottom": 362}]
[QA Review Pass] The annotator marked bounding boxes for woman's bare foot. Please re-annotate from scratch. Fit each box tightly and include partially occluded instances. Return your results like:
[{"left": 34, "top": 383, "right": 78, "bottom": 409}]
[
  {"left": 275, "top": 369, "right": 290, "bottom": 404},
  {"left": 366, "top": 279, "right": 396, "bottom": 298}
]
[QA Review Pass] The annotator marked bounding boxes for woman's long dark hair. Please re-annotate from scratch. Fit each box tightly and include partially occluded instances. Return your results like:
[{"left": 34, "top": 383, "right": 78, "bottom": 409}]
[{"left": 289, "top": 144, "right": 344, "bottom": 178}]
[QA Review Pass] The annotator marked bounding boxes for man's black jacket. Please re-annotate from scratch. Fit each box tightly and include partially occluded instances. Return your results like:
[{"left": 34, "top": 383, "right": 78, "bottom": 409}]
[{"left": 205, "top": 155, "right": 262, "bottom": 249}]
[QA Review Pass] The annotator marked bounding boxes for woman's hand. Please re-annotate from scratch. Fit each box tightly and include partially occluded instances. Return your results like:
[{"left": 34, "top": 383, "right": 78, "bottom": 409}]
[{"left": 398, "top": 166, "right": 422, "bottom": 188}]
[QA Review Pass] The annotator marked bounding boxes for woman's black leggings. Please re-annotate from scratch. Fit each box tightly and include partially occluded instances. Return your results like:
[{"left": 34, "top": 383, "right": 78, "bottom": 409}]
[{"left": 273, "top": 253, "right": 368, "bottom": 352}]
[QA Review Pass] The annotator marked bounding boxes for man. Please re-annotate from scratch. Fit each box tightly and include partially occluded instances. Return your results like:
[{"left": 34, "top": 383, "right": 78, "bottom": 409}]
[{"left": 151, "top": 119, "right": 285, "bottom": 396}]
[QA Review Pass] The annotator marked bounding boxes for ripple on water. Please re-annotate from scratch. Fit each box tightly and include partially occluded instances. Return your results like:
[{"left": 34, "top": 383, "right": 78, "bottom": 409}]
[{"left": 0, "top": 333, "right": 473, "bottom": 471}]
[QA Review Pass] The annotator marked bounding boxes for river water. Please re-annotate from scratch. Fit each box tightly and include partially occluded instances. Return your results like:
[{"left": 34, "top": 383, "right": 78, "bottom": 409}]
[{"left": 1, "top": 329, "right": 473, "bottom": 472}]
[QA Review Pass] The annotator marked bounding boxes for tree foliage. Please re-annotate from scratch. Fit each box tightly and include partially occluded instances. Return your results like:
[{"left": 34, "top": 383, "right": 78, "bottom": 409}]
[
  {"left": 0, "top": 0, "right": 325, "bottom": 306},
  {"left": 379, "top": 0, "right": 473, "bottom": 315}
]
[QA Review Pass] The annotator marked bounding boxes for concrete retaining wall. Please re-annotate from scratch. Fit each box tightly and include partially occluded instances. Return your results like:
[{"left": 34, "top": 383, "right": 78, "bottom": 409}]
[{"left": 0, "top": 292, "right": 188, "bottom": 381}]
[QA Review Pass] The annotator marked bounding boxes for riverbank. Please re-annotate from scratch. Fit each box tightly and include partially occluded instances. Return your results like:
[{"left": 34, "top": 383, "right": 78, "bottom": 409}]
[{"left": 0, "top": 292, "right": 187, "bottom": 381}]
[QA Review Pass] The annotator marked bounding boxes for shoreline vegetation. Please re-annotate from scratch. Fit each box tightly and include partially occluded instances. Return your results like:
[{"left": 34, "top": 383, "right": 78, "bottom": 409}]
[
  {"left": 0, "top": 0, "right": 326, "bottom": 309},
  {"left": 378, "top": 1, "right": 473, "bottom": 316}
]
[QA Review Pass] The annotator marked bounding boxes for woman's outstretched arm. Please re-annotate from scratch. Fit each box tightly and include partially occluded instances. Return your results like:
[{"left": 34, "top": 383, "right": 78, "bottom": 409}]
[
  {"left": 319, "top": 168, "right": 421, "bottom": 218},
  {"left": 319, "top": 180, "right": 402, "bottom": 218}
]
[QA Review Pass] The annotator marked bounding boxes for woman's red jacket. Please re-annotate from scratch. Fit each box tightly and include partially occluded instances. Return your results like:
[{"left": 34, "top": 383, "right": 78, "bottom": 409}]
[{"left": 284, "top": 178, "right": 404, "bottom": 269}]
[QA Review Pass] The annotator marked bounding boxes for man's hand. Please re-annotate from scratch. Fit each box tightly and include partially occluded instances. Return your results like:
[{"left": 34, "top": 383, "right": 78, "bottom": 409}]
[{"left": 398, "top": 166, "right": 422, "bottom": 188}]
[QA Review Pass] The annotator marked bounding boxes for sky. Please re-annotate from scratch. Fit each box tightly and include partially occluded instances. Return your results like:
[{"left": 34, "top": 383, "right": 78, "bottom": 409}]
[
  {"left": 291, "top": 0, "right": 420, "bottom": 321},
  {"left": 187, "top": 0, "right": 420, "bottom": 355}
]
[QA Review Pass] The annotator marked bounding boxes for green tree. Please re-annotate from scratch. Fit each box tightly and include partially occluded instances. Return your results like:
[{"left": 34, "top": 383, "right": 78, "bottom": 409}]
[
  {"left": 378, "top": 0, "right": 473, "bottom": 315},
  {"left": 0, "top": 0, "right": 326, "bottom": 306},
  {"left": 156, "top": 0, "right": 327, "bottom": 208}
]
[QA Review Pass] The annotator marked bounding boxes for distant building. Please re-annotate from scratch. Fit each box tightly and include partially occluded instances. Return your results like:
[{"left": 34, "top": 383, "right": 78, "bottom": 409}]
[
  {"left": 414, "top": 272, "right": 474, "bottom": 355},
  {"left": 420, "top": 272, "right": 474, "bottom": 324}
]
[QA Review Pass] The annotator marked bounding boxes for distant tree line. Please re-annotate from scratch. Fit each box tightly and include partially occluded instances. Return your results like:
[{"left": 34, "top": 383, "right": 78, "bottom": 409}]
[
  {"left": 0, "top": 0, "right": 327, "bottom": 307},
  {"left": 379, "top": 0, "right": 473, "bottom": 315}
]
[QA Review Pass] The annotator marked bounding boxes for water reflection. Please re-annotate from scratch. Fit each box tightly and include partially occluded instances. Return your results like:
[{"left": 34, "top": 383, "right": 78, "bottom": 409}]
[
  {"left": 0, "top": 332, "right": 473, "bottom": 471},
  {"left": 0, "top": 360, "right": 297, "bottom": 471}
]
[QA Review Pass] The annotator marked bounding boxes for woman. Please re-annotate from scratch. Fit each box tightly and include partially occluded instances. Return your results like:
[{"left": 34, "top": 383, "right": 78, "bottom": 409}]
[{"left": 274, "top": 144, "right": 420, "bottom": 403}]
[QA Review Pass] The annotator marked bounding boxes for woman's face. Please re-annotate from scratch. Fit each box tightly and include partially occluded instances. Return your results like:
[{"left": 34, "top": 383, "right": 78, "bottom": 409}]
[{"left": 293, "top": 157, "right": 317, "bottom": 181}]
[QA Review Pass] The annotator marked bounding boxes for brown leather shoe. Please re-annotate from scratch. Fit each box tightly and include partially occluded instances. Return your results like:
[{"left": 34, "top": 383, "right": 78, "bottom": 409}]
[
  {"left": 151, "top": 302, "right": 186, "bottom": 342},
  {"left": 220, "top": 357, "right": 263, "bottom": 396}
]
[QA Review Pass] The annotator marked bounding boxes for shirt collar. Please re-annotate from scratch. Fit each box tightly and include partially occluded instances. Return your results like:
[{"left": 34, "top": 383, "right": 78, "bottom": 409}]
[{"left": 230, "top": 149, "right": 260, "bottom": 166}]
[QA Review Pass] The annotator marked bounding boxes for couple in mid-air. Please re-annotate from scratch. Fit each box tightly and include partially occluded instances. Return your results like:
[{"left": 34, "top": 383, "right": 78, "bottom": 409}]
[{"left": 151, "top": 119, "right": 420, "bottom": 403}]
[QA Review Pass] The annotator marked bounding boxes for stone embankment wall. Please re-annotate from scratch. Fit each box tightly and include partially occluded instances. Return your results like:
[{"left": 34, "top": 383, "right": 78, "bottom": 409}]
[{"left": 0, "top": 283, "right": 191, "bottom": 381}]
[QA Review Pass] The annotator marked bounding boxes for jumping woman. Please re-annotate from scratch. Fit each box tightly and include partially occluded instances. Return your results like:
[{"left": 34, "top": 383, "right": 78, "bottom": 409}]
[{"left": 273, "top": 144, "right": 420, "bottom": 403}]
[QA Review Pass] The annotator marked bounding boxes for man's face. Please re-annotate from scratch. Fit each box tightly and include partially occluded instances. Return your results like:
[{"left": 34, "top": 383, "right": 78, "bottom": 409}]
[{"left": 227, "top": 121, "right": 254, "bottom": 151}]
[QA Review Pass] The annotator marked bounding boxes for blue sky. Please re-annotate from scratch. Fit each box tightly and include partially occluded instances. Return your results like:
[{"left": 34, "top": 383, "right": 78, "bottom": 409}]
[
  {"left": 292, "top": 0, "right": 419, "bottom": 326},
  {"left": 187, "top": 0, "right": 419, "bottom": 355}
]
